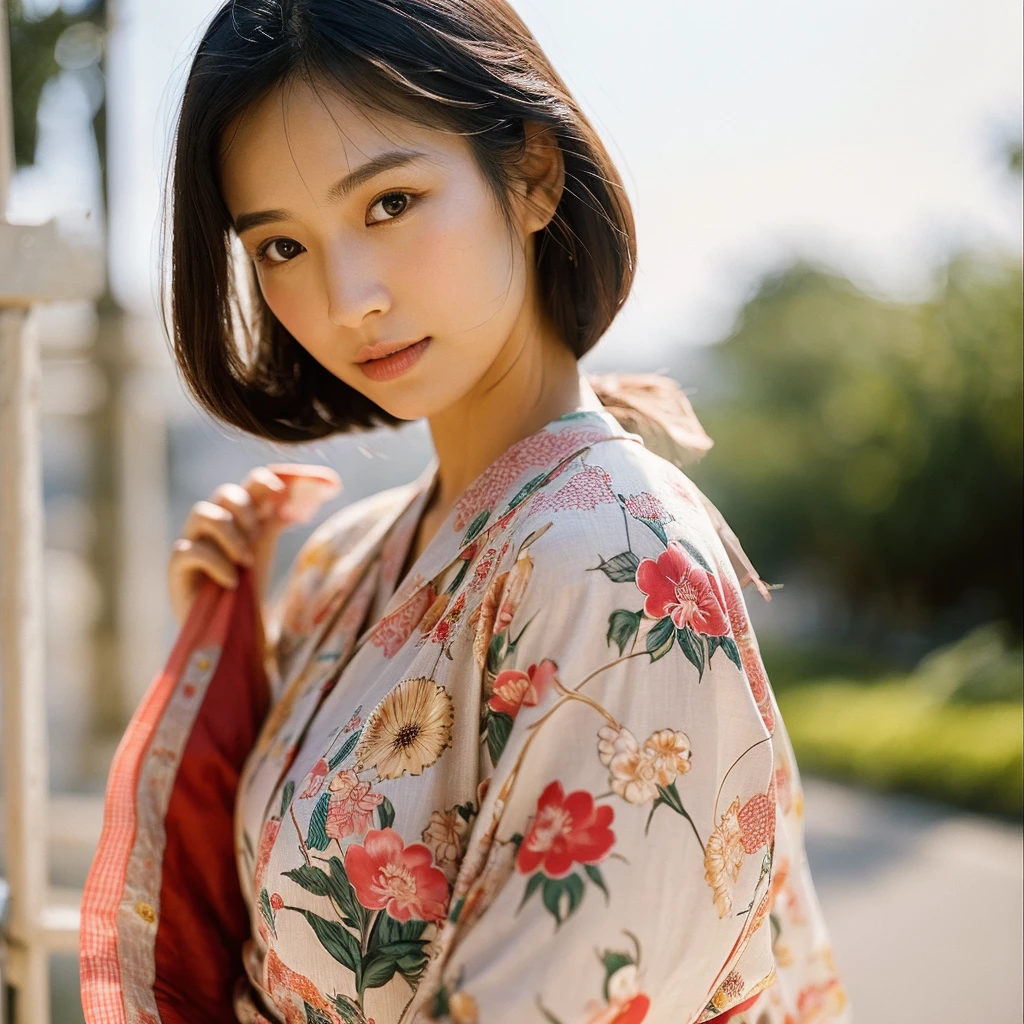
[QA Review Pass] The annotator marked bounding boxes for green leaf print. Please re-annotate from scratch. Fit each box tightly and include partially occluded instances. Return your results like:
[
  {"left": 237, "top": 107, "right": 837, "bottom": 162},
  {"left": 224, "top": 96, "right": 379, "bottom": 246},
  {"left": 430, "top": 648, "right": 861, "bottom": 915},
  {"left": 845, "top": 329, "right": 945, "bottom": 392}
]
[
  {"left": 645, "top": 616, "right": 675, "bottom": 662},
  {"left": 485, "top": 631, "right": 506, "bottom": 677},
  {"left": 377, "top": 915, "right": 427, "bottom": 945},
  {"left": 329, "top": 994, "right": 370, "bottom": 1024},
  {"left": 644, "top": 780, "right": 702, "bottom": 847},
  {"left": 307, "top": 791, "right": 331, "bottom": 851},
  {"left": 486, "top": 709, "right": 515, "bottom": 766},
  {"left": 463, "top": 508, "right": 490, "bottom": 545},
  {"left": 507, "top": 471, "right": 548, "bottom": 512},
  {"left": 359, "top": 940, "right": 430, "bottom": 994},
  {"left": 583, "top": 863, "right": 610, "bottom": 902},
  {"left": 279, "top": 780, "right": 295, "bottom": 818},
  {"left": 377, "top": 796, "right": 396, "bottom": 830},
  {"left": 283, "top": 863, "right": 331, "bottom": 897},
  {"left": 304, "top": 1003, "right": 334, "bottom": 1024},
  {"left": 639, "top": 516, "right": 668, "bottom": 546},
  {"left": 289, "top": 908, "right": 361, "bottom": 978},
  {"left": 607, "top": 608, "right": 642, "bottom": 655},
  {"left": 601, "top": 950, "right": 636, "bottom": 1002},
  {"left": 676, "top": 625, "right": 706, "bottom": 680},
  {"left": 718, "top": 635, "right": 743, "bottom": 670},
  {"left": 258, "top": 887, "right": 277, "bottom": 939},
  {"left": 326, "top": 856, "right": 368, "bottom": 932},
  {"left": 680, "top": 539, "right": 712, "bottom": 572},
  {"left": 540, "top": 873, "right": 585, "bottom": 927},
  {"left": 595, "top": 550, "right": 641, "bottom": 583},
  {"left": 654, "top": 781, "right": 686, "bottom": 816},
  {"left": 517, "top": 871, "right": 546, "bottom": 912},
  {"left": 328, "top": 728, "right": 362, "bottom": 771}
]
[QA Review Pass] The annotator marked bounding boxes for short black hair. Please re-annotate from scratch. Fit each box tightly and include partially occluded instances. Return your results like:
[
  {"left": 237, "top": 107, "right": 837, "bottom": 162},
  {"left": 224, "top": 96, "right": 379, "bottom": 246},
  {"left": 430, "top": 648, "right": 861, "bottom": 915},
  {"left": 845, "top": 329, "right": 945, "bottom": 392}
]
[{"left": 165, "top": 0, "right": 637, "bottom": 442}]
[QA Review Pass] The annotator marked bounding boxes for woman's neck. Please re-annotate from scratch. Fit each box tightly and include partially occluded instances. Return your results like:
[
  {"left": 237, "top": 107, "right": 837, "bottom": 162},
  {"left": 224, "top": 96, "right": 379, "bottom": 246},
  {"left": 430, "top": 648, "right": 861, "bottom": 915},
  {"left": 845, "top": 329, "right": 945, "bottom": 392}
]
[{"left": 423, "top": 318, "right": 584, "bottom": 520}]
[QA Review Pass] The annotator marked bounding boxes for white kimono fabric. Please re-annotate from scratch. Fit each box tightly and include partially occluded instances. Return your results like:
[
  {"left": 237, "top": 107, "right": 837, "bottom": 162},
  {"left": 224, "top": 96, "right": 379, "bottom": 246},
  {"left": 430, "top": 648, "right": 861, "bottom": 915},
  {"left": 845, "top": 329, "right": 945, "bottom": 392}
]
[{"left": 233, "top": 378, "right": 851, "bottom": 1024}]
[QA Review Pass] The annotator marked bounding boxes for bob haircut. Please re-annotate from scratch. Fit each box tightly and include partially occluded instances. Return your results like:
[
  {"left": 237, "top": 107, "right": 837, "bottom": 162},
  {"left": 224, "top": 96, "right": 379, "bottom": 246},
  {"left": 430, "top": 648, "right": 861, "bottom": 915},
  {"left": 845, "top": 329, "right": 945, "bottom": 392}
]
[{"left": 167, "top": 0, "right": 637, "bottom": 442}]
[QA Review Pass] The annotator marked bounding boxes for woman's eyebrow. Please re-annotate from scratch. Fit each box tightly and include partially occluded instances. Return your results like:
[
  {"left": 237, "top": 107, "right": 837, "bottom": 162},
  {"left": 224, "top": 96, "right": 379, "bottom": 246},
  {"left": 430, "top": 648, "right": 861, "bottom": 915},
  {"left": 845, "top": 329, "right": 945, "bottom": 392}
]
[{"left": 233, "top": 149, "right": 428, "bottom": 234}]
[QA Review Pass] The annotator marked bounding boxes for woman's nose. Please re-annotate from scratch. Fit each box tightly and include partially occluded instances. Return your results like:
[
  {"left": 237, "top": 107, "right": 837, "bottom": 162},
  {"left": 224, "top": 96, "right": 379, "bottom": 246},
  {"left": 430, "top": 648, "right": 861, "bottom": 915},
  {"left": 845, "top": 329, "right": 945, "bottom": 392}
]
[{"left": 324, "top": 248, "right": 391, "bottom": 327}]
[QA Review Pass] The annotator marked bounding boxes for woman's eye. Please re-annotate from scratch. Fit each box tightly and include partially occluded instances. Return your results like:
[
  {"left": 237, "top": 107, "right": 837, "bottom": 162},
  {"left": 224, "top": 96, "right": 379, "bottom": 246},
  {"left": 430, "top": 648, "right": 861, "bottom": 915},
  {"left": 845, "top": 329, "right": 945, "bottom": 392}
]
[
  {"left": 367, "top": 191, "right": 413, "bottom": 225},
  {"left": 255, "top": 238, "right": 305, "bottom": 265}
]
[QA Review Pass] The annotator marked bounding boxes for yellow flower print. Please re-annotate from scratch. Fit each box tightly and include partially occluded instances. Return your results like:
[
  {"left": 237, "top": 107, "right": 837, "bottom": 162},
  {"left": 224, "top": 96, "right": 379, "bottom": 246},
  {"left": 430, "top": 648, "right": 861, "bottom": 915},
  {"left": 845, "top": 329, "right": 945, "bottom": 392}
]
[
  {"left": 703, "top": 797, "right": 744, "bottom": 918},
  {"left": 597, "top": 725, "right": 693, "bottom": 805},
  {"left": 467, "top": 551, "right": 533, "bottom": 670},
  {"left": 643, "top": 728, "right": 693, "bottom": 783},
  {"left": 422, "top": 804, "right": 473, "bottom": 883},
  {"left": 448, "top": 991, "right": 479, "bottom": 1024},
  {"left": 419, "top": 591, "right": 451, "bottom": 634},
  {"left": 353, "top": 677, "right": 454, "bottom": 779}
]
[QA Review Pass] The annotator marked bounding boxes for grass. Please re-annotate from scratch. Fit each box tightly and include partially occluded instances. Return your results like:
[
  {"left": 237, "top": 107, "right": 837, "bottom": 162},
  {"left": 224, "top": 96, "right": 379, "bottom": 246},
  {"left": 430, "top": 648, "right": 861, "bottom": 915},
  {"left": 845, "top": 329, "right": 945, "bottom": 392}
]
[{"left": 777, "top": 680, "right": 1023, "bottom": 818}]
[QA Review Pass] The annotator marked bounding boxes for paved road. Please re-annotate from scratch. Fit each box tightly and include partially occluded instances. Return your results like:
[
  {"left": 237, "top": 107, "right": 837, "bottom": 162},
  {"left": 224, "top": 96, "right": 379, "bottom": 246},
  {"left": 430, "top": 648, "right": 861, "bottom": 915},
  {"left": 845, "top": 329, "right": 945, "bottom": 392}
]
[
  {"left": 46, "top": 778, "right": 1023, "bottom": 1022},
  {"left": 802, "top": 777, "right": 1023, "bottom": 1023}
]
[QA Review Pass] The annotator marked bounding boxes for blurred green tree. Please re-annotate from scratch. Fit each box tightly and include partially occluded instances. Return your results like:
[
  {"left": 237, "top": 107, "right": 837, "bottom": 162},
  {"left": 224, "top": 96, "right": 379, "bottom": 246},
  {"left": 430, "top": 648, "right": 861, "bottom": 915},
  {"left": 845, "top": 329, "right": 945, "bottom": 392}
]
[
  {"left": 690, "top": 250, "right": 1022, "bottom": 636},
  {"left": 7, "top": 0, "right": 107, "bottom": 192}
]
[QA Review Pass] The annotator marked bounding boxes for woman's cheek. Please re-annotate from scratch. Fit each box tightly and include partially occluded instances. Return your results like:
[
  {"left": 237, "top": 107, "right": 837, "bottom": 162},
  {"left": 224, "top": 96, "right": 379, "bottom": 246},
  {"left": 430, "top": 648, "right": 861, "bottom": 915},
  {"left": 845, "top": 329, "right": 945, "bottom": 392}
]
[
  {"left": 410, "top": 208, "right": 519, "bottom": 324},
  {"left": 260, "top": 273, "right": 324, "bottom": 345}
]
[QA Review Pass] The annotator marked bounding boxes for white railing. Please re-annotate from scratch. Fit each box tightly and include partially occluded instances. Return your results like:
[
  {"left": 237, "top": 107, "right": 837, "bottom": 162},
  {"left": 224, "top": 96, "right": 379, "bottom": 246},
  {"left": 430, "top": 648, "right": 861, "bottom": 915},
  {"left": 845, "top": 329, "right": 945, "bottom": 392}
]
[{"left": 0, "top": 2, "right": 105, "bottom": 1019}]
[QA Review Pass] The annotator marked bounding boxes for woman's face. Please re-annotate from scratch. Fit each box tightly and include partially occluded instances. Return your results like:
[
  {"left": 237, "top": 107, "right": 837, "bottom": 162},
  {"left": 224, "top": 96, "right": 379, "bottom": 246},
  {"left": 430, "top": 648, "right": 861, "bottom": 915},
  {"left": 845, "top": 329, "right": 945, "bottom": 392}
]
[{"left": 219, "top": 80, "right": 538, "bottom": 422}]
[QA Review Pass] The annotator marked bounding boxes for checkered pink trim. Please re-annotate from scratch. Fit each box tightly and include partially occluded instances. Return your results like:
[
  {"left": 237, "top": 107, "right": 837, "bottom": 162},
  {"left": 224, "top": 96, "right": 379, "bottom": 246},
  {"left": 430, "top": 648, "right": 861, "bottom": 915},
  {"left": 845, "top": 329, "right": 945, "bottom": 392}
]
[{"left": 78, "top": 580, "right": 229, "bottom": 1023}]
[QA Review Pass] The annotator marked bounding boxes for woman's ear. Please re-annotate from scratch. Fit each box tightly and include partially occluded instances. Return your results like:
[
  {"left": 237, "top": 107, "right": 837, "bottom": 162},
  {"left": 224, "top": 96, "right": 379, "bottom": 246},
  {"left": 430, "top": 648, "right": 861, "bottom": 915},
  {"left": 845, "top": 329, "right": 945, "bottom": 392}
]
[{"left": 515, "top": 120, "right": 566, "bottom": 235}]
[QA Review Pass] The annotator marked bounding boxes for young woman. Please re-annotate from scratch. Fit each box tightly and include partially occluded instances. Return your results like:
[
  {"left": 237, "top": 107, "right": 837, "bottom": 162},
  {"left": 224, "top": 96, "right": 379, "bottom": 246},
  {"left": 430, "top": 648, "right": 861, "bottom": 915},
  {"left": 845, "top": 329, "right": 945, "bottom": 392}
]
[{"left": 80, "top": 3, "right": 850, "bottom": 1023}]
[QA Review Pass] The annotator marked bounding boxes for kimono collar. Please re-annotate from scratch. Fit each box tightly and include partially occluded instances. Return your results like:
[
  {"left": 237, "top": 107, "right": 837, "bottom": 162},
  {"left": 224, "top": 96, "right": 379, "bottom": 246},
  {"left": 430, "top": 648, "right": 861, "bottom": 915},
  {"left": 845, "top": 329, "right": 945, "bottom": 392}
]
[{"left": 354, "top": 375, "right": 646, "bottom": 650}]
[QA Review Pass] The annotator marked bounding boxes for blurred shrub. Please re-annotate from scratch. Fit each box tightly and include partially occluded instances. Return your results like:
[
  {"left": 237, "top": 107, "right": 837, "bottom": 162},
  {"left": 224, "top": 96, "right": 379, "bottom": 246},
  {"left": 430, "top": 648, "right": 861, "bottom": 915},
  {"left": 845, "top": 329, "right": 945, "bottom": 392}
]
[
  {"left": 776, "top": 623, "right": 1023, "bottom": 816},
  {"left": 780, "top": 682, "right": 1021, "bottom": 817},
  {"left": 690, "top": 253, "right": 1023, "bottom": 634},
  {"left": 911, "top": 621, "right": 1023, "bottom": 704}
]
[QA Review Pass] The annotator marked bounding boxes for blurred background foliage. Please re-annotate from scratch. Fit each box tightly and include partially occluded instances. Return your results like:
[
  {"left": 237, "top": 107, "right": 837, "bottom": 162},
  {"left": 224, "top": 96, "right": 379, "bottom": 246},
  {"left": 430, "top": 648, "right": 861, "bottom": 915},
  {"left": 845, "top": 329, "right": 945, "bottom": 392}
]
[
  {"left": 7, "top": 0, "right": 106, "bottom": 179},
  {"left": 691, "top": 249, "right": 1022, "bottom": 636},
  {"left": 682, "top": 144, "right": 1022, "bottom": 817},
  {"left": 4, "top": 0, "right": 1021, "bottom": 823}
]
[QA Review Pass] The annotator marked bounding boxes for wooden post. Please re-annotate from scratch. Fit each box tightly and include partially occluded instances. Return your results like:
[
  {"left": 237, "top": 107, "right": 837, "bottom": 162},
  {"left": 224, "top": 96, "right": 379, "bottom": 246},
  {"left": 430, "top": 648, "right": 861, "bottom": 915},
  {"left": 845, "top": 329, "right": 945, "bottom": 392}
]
[
  {"left": 0, "top": 4, "right": 49, "bottom": 1020},
  {"left": 0, "top": 307, "right": 50, "bottom": 1024},
  {"left": 0, "top": 2, "right": 104, "bottom": 1019}
]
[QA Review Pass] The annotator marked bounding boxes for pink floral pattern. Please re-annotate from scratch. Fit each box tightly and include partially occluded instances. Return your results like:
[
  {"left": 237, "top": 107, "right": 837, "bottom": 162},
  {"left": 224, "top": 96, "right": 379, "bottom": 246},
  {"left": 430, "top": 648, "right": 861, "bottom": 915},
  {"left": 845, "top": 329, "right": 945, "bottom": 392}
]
[
  {"left": 636, "top": 540, "right": 730, "bottom": 635},
  {"left": 516, "top": 781, "right": 616, "bottom": 878},
  {"left": 325, "top": 770, "right": 384, "bottom": 841},
  {"left": 232, "top": 392, "right": 848, "bottom": 1024},
  {"left": 345, "top": 827, "right": 449, "bottom": 922}
]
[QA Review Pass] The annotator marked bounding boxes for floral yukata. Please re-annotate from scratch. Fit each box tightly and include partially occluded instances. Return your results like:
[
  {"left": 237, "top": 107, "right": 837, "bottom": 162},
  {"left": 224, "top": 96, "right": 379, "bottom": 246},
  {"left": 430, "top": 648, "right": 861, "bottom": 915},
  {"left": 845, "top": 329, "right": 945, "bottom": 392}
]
[{"left": 80, "top": 377, "right": 849, "bottom": 1024}]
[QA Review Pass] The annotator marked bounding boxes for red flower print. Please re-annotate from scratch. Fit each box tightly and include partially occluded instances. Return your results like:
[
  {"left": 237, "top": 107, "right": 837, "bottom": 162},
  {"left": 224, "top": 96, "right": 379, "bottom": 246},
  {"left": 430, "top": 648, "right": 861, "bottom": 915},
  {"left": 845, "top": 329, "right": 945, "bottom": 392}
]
[
  {"left": 345, "top": 827, "right": 450, "bottom": 922},
  {"left": 611, "top": 995, "right": 650, "bottom": 1024},
  {"left": 372, "top": 583, "right": 436, "bottom": 658},
  {"left": 635, "top": 541, "right": 729, "bottom": 636},
  {"left": 253, "top": 817, "right": 281, "bottom": 893},
  {"left": 325, "top": 770, "right": 384, "bottom": 841},
  {"left": 624, "top": 491, "right": 669, "bottom": 523},
  {"left": 269, "top": 892, "right": 284, "bottom": 911},
  {"left": 298, "top": 757, "right": 328, "bottom": 799},
  {"left": 516, "top": 781, "right": 615, "bottom": 878},
  {"left": 737, "top": 789, "right": 776, "bottom": 854},
  {"left": 720, "top": 572, "right": 775, "bottom": 733},
  {"left": 487, "top": 659, "right": 557, "bottom": 718},
  {"left": 264, "top": 948, "right": 343, "bottom": 1024}
]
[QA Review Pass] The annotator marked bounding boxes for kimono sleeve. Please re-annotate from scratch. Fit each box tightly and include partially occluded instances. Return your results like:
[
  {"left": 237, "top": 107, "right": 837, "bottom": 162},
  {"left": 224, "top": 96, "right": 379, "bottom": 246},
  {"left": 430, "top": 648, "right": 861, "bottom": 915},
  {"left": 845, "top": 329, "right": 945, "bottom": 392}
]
[{"left": 420, "top": 517, "right": 779, "bottom": 1024}]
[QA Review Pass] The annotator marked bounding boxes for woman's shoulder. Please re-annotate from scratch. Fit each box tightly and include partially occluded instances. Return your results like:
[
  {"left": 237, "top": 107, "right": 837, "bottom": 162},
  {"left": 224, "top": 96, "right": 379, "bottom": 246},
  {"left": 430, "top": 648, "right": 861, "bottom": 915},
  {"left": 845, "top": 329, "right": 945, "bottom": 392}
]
[{"left": 509, "top": 436, "right": 729, "bottom": 583}]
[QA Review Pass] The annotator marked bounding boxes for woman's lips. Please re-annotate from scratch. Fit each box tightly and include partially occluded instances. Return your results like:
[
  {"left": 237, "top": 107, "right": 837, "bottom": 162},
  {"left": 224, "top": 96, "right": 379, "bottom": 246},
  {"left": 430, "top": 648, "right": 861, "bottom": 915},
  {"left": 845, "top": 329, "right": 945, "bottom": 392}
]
[{"left": 357, "top": 337, "right": 432, "bottom": 382}]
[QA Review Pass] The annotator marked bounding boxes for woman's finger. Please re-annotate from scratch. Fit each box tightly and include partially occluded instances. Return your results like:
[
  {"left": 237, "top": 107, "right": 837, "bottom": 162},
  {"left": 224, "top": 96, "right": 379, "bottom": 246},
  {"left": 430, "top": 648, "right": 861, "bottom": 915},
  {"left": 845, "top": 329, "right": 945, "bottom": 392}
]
[
  {"left": 169, "top": 536, "right": 241, "bottom": 591},
  {"left": 241, "top": 466, "right": 288, "bottom": 520},
  {"left": 209, "top": 482, "right": 259, "bottom": 541},
  {"left": 181, "top": 501, "right": 254, "bottom": 567}
]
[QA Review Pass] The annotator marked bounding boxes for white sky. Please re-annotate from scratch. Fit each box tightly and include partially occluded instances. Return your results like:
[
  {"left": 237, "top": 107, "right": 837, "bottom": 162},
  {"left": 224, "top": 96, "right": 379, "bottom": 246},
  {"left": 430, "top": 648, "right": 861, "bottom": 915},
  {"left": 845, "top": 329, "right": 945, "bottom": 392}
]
[{"left": 27, "top": 0, "right": 1023, "bottom": 357}]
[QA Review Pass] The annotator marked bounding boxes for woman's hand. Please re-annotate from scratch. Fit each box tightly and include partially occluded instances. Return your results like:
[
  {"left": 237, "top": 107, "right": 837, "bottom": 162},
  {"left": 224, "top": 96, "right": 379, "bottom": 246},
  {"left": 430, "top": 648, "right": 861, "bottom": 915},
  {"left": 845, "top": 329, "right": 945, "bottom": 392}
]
[{"left": 168, "top": 464, "right": 341, "bottom": 626}]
